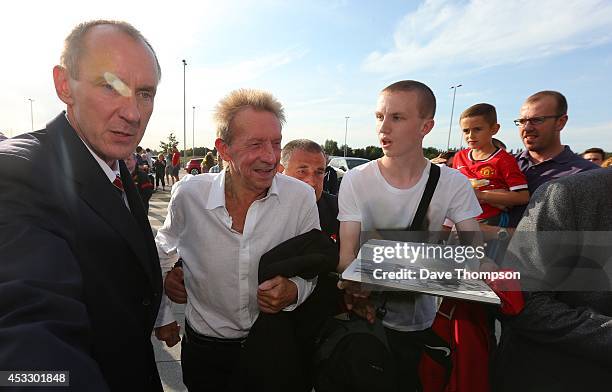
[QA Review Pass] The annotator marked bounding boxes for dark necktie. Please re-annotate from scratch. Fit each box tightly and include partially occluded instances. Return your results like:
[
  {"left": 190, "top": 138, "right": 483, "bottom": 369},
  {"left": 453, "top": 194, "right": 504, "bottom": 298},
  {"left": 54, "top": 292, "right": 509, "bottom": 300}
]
[{"left": 113, "top": 174, "right": 124, "bottom": 196}]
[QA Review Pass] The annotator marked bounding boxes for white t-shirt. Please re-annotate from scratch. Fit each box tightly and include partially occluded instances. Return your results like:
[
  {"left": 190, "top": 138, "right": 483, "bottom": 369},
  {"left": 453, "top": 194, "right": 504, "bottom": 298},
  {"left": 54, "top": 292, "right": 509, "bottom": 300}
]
[{"left": 338, "top": 159, "right": 482, "bottom": 331}]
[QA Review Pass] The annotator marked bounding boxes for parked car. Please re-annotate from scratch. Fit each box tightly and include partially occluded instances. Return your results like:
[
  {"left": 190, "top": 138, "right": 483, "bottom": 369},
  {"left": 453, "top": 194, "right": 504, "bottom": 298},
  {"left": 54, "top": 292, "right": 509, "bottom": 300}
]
[
  {"left": 185, "top": 158, "right": 203, "bottom": 175},
  {"left": 328, "top": 157, "right": 370, "bottom": 181}
]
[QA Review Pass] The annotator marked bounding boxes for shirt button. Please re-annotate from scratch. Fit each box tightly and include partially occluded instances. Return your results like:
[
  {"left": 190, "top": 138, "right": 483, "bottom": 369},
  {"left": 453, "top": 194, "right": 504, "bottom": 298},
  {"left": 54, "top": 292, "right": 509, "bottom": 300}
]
[{"left": 142, "top": 298, "right": 151, "bottom": 306}]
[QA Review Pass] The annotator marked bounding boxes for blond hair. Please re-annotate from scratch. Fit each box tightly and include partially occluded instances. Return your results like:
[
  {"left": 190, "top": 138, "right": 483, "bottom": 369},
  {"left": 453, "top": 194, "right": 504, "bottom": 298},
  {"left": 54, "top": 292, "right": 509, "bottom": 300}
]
[
  {"left": 214, "top": 89, "right": 285, "bottom": 144},
  {"left": 61, "top": 20, "right": 161, "bottom": 80}
]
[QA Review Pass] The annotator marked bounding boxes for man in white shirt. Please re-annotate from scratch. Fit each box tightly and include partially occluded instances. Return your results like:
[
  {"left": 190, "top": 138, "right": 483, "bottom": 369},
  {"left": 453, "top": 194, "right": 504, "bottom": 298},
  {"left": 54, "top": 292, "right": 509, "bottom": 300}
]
[
  {"left": 338, "top": 80, "right": 482, "bottom": 390},
  {"left": 154, "top": 89, "right": 320, "bottom": 391}
]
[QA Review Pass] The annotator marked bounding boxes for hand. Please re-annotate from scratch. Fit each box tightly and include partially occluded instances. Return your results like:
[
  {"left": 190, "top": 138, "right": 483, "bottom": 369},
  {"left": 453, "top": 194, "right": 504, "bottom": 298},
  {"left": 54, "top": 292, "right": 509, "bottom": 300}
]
[
  {"left": 257, "top": 276, "right": 298, "bottom": 314},
  {"left": 478, "top": 222, "right": 503, "bottom": 241},
  {"left": 474, "top": 189, "right": 486, "bottom": 202},
  {"left": 154, "top": 321, "right": 181, "bottom": 347},
  {"left": 165, "top": 267, "right": 187, "bottom": 304},
  {"left": 338, "top": 280, "right": 376, "bottom": 324},
  {"left": 475, "top": 189, "right": 510, "bottom": 208}
]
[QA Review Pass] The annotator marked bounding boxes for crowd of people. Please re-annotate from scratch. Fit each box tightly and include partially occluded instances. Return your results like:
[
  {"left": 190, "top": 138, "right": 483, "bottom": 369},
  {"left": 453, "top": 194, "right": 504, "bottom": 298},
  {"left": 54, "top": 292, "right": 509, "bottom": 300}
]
[{"left": 0, "top": 19, "right": 610, "bottom": 392}]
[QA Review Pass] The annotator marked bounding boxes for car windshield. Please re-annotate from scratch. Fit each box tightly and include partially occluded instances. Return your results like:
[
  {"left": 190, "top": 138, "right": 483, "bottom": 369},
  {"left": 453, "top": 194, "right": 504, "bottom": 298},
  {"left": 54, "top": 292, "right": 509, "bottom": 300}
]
[{"left": 347, "top": 159, "right": 369, "bottom": 169}]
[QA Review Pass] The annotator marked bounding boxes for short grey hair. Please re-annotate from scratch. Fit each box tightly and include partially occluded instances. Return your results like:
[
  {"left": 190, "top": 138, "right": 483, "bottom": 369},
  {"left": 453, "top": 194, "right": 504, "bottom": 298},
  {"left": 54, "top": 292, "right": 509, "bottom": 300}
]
[
  {"left": 214, "top": 89, "right": 285, "bottom": 145},
  {"left": 61, "top": 20, "right": 161, "bottom": 80},
  {"left": 280, "top": 139, "right": 325, "bottom": 167}
]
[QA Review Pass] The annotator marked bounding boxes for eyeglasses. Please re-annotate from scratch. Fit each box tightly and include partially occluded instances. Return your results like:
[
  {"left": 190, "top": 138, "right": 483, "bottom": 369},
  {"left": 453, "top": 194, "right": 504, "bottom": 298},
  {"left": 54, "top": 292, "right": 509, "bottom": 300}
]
[{"left": 513, "top": 115, "right": 562, "bottom": 127}]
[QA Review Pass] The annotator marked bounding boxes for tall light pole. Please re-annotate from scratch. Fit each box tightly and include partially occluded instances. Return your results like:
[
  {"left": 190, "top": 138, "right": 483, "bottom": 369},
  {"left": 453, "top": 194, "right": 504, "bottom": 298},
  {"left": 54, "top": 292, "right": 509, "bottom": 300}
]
[
  {"left": 446, "top": 84, "right": 462, "bottom": 150},
  {"left": 28, "top": 98, "right": 34, "bottom": 131},
  {"left": 182, "top": 59, "right": 187, "bottom": 166},
  {"left": 343, "top": 116, "right": 350, "bottom": 157},
  {"left": 192, "top": 105, "right": 196, "bottom": 158}
]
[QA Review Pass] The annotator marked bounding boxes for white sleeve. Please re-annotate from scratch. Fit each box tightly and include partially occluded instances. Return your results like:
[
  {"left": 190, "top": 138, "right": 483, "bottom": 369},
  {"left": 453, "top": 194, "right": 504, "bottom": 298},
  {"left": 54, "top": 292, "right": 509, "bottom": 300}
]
[
  {"left": 446, "top": 173, "right": 482, "bottom": 223},
  {"left": 337, "top": 171, "right": 362, "bottom": 222},
  {"left": 283, "top": 188, "right": 320, "bottom": 311},
  {"left": 154, "top": 295, "right": 175, "bottom": 327},
  {"left": 153, "top": 185, "right": 184, "bottom": 326}
]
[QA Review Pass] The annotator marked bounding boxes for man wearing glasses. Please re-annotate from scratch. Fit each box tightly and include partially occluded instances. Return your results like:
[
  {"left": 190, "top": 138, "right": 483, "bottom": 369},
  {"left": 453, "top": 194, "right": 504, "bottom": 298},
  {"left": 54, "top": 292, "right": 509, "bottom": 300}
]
[{"left": 508, "top": 90, "right": 597, "bottom": 226}]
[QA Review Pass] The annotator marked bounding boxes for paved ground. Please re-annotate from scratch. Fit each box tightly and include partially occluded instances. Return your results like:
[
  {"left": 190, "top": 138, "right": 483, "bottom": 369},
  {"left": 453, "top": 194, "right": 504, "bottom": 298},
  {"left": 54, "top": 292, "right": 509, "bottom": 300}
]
[{"left": 148, "top": 177, "right": 188, "bottom": 392}]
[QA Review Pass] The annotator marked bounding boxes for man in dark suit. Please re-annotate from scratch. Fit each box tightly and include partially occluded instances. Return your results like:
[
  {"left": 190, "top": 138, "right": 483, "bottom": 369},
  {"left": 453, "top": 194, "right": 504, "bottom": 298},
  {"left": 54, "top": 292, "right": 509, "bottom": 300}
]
[{"left": 0, "top": 20, "right": 163, "bottom": 391}]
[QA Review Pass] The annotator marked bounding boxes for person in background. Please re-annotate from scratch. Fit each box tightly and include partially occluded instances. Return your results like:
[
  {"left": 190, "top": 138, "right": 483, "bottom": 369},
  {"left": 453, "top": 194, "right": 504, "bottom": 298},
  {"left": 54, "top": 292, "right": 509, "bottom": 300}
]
[
  {"left": 508, "top": 90, "right": 598, "bottom": 227},
  {"left": 454, "top": 103, "right": 529, "bottom": 228},
  {"left": 492, "top": 137, "right": 506, "bottom": 151},
  {"left": 209, "top": 155, "right": 224, "bottom": 173},
  {"left": 165, "top": 149, "right": 174, "bottom": 185},
  {"left": 154, "top": 152, "right": 166, "bottom": 191},
  {"left": 171, "top": 145, "right": 181, "bottom": 183},
  {"left": 136, "top": 145, "right": 148, "bottom": 171},
  {"left": 581, "top": 147, "right": 605, "bottom": 166},
  {"left": 125, "top": 152, "right": 154, "bottom": 213},
  {"left": 602, "top": 157, "right": 612, "bottom": 168},
  {"left": 200, "top": 151, "right": 216, "bottom": 173},
  {"left": 323, "top": 156, "right": 339, "bottom": 195},
  {"left": 279, "top": 139, "right": 339, "bottom": 244},
  {"left": 430, "top": 150, "right": 456, "bottom": 166}
]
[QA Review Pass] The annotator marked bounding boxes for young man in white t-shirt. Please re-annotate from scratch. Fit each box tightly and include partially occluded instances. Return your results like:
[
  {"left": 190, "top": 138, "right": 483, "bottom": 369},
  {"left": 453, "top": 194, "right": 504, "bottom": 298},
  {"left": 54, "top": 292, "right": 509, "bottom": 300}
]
[{"left": 337, "top": 80, "right": 483, "bottom": 390}]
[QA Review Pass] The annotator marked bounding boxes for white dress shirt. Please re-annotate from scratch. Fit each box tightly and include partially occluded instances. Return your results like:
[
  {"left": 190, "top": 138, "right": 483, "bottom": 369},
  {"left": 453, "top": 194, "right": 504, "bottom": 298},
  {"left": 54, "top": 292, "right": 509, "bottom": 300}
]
[
  {"left": 66, "top": 113, "right": 128, "bottom": 207},
  {"left": 155, "top": 171, "right": 320, "bottom": 338}
]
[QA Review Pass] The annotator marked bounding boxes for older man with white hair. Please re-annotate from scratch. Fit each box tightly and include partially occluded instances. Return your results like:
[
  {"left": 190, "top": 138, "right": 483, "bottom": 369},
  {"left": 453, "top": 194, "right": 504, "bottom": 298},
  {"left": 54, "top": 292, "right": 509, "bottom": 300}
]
[{"left": 154, "top": 89, "right": 320, "bottom": 391}]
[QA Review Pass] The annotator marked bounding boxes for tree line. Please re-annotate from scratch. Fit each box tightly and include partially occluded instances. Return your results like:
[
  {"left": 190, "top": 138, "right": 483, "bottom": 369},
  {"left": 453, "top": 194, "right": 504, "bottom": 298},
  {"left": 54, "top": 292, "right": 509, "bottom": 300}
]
[{"left": 155, "top": 133, "right": 446, "bottom": 161}]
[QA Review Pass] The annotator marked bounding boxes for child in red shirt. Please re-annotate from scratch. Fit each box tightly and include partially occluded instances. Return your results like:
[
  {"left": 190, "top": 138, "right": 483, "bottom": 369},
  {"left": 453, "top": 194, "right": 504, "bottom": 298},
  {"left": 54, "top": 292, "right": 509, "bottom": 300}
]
[{"left": 453, "top": 103, "right": 529, "bottom": 228}]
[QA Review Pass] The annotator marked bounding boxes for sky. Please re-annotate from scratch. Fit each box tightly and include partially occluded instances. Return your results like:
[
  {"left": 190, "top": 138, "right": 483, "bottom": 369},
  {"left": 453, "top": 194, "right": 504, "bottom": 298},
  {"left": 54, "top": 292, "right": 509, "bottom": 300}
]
[{"left": 1, "top": 0, "right": 611, "bottom": 154}]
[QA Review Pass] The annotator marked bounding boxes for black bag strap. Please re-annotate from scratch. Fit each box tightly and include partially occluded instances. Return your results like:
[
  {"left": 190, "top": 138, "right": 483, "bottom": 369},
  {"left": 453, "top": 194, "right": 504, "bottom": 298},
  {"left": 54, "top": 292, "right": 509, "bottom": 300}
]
[
  {"left": 408, "top": 163, "right": 440, "bottom": 231},
  {"left": 376, "top": 163, "right": 441, "bottom": 321}
]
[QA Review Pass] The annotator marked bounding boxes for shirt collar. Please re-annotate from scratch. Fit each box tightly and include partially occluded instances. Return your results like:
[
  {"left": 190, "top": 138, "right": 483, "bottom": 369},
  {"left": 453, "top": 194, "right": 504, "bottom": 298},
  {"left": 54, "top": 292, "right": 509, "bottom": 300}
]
[
  {"left": 518, "top": 145, "right": 572, "bottom": 167},
  {"left": 205, "top": 170, "right": 281, "bottom": 210},
  {"left": 65, "top": 112, "right": 119, "bottom": 182},
  {"left": 550, "top": 145, "right": 574, "bottom": 164}
]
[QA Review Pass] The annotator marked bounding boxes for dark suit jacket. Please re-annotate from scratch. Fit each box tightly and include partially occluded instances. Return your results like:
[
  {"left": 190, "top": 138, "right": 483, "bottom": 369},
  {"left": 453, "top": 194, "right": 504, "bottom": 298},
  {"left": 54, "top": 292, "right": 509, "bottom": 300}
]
[
  {"left": 317, "top": 191, "right": 339, "bottom": 244},
  {"left": 497, "top": 169, "right": 612, "bottom": 391},
  {"left": 0, "top": 113, "right": 163, "bottom": 391},
  {"left": 240, "top": 229, "right": 339, "bottom": 392}
]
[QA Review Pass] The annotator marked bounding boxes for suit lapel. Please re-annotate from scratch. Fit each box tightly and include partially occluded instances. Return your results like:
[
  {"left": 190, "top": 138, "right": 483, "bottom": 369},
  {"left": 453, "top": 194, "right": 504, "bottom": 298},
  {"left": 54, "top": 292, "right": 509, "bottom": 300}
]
[
  {"left": 47, "top": 114, "right": 158, "bottom": 287},
  {"left": 121, "top": 161, "right": 161, "bottom": 283}
]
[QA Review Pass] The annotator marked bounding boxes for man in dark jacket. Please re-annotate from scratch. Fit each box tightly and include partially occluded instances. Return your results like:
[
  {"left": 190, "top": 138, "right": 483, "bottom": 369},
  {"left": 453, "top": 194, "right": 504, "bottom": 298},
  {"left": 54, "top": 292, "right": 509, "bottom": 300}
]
[
  {"left": 0, "top": 20, "right": 163, "bottom": 391},
  {"left": 496, "top": 169, "right": 612, "bottom": 391},
  {"left": 279, "top": 139, "right": 339, "bottom": 242}
]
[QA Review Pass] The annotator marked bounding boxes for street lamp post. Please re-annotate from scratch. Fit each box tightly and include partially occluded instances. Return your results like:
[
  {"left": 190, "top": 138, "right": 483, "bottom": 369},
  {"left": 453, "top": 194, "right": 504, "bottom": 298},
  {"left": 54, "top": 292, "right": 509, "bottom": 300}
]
[
  {"left": 28, "top": 98, "right": 34, "bottom": 131},
  {"left": 192, "top": 106, "right": 196, "bottom": 158},
  {"left": 343, "top": 116, "right": 350, "bottom": 157},
  {"left": 446, "top": 84, "right": 462, "bottom": 150},
  {"left": 182, "top": 59, "right": 187, "bottom": 166}
]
